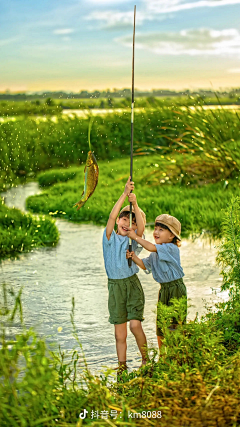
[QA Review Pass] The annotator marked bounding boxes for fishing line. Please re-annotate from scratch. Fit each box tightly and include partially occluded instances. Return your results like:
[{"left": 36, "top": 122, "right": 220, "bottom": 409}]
[{"left": 88, "top": 116, "right": 94, "bottom": 152}]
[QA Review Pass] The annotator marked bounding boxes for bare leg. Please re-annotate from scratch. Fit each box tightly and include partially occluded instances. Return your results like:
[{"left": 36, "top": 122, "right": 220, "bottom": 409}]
[
  {"left": 129, "top": 320, "right": 147, "bottom": 364},
  {"left": 115, "top": 323, "right": 127, "bottom": 363}
]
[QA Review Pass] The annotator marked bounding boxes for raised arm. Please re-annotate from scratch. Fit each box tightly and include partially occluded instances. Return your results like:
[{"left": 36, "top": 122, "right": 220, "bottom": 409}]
[
  {"left": 106, "top": 177, "right": 134, "bottom": 240},
  {"left": 128, "top": 193, "right": 144, "bottom": 237},
  {"left": 126, "top": 230, "right": 157, "bottom": 253}
]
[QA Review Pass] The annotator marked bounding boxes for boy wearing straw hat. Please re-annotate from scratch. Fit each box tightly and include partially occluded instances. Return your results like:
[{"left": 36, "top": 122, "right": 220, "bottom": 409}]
[
  {"left": 103, "top": 177, "right": 147, "bottom": 374},
  {"left": 126, "top": 214, "right": 187, "bottom": 349}
]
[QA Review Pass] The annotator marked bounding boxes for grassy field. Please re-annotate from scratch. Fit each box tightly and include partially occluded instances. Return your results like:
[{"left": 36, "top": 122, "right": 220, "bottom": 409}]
[
  {"left": 26, "top": 153, "right": 240, "bottom": 238},
  {"left": 0, "top": 100, "right": 62, "bottom": 116},
  {"left": 0, "top": 103, "right": 239, "bottom": 192},
  {"left": 1, "top": 100, "right": 240, "bottom": 257},
  {"left": 1, "top": 94, "right": 240, "bottom": 116}
]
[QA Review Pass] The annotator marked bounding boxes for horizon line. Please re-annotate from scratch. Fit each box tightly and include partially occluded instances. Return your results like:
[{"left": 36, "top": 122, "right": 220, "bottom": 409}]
[{"left": 1, "top": 86, "right": 240, "bottom": 95}]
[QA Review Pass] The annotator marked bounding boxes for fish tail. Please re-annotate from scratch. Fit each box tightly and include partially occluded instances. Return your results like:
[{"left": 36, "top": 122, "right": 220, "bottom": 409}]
[{"left": 73, "top": 200, "right": 85, "bottom": 211}]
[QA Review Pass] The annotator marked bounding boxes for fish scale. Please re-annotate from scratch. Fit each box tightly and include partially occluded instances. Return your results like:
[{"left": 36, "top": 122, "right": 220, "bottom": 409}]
[{"left": 74, "top": 151, "right": 99, "bottom": 210}]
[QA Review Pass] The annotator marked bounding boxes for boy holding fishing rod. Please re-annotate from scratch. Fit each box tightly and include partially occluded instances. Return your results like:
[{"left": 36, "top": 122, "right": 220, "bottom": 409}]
[
  {"left": 103, "top": 177, "right": 147, "bottom": 374},
  {"left": 126, "top": 214, "right": 187, "bottom": 349}
]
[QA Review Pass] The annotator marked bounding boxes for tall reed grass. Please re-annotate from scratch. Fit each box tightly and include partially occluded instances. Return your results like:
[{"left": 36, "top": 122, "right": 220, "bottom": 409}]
[{"left": 0, "top": 104, "right": 239, "bottom": 191}]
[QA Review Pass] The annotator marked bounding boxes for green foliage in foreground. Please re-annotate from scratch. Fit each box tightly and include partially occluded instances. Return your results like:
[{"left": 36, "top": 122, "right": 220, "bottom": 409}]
[
  {"left": 27, "top": 155, "right": 240, "bottom": 237},
  {"left": 1, "top": 198, "right": 240, "bottom": 426},
  {"left": 211, "top": 197, "right": 240, "bottom": 354},
  {"left": 0, "top": 201, "right": 59, "bottom": 259},
  {"left": 216, "top": 197, "right": 240, "bottom": 298},
  {"left": 1, "top": 297, "right": 240, "bottom": 427}
]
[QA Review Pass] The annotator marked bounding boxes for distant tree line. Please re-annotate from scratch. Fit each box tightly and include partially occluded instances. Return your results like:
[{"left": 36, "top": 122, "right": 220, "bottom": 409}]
[{"left": 0, "top": 88, "right": 240, "bottom": 101}]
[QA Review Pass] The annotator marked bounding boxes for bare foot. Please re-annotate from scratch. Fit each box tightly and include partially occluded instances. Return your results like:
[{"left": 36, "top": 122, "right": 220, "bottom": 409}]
[
  {"left": 139, "top": 359, "right": 148, "bottom": 368},
  {"left": 114, "top": 361, "right": 127, "bottom": 371}
]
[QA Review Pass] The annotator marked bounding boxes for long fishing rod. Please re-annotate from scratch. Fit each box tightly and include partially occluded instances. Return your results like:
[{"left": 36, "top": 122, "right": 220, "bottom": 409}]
[{"left": 128, "top": 5, "right": 136, "bottom": 267}]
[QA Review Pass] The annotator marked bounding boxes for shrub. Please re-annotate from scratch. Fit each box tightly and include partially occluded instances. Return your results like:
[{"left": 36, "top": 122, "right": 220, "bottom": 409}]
[{"left": 0, "top": 202, "right": 59, "bottom": 258}]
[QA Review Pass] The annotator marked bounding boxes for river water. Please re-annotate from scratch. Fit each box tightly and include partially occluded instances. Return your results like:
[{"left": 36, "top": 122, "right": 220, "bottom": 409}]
[{"left": 1, "top": 183, "right": 226, "bottom": 371}]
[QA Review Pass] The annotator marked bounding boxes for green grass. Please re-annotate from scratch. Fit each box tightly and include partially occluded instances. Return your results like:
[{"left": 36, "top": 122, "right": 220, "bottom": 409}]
[
  {"left": 26, "top": 154, "right": 240, "bottom": 238},
  {"left": 1, "top": 197, "right": 240, "bottom": 427},
  {"left": 1, "top": 94, "right": 240, "bottom": 116},
  {"left": 0, "top": 201, "right": 59, "bottom": 259},
  {"left": 0, "top": 102, "right": 239, "bottom": 192},
  {"left": 1, "top": 99, "right": 240, "bottom": 255},
  {"left": 1, "top": 275, "right": 240, "bottom": 426},
  {"left": 0, "top": 100, "right": 62, "bottom": 116}
]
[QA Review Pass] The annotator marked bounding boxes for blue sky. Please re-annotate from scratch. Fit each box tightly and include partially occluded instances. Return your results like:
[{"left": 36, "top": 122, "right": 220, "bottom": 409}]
[{"left": 1, "top": 0, "right": 240, "bottom": 92}]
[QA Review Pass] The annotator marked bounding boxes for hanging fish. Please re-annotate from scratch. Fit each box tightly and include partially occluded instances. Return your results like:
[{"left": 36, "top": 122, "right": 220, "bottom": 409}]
[{"left": 74, "top": 118, "right": 99, "bottom": 210}]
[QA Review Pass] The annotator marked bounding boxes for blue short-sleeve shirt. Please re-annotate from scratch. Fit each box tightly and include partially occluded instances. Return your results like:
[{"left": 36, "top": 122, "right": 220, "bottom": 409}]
[
  {"left": 142, "top": 243, "right": 184, "bottom": 283},
  {"left": 103, "top": 228, "right": 143, "bottom": 279}
]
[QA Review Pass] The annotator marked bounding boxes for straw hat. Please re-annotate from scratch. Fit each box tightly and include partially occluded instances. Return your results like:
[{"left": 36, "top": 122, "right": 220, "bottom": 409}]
[
  {"left": 155, "top": 214, "right": 181, "bottom": 240},
  {"left": 120, "top": 205, "right": 146, "bottom": 225}
]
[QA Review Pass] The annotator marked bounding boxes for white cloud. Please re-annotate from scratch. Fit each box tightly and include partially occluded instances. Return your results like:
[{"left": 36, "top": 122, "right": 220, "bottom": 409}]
[
  {"left": 145, "top": 0, "right": 240, "bottom": 14},
  {"left": 116, "top": 28, "right": 240, "bottom": 56},
  {"left": 53, "top": 29, "right": 74, "bottom": 35},
  {"left": 85, "top": 0, "right": 240, "bottom": 29},
  {"left": 85, "top": 10, "right": 149, "bottom": 29}
]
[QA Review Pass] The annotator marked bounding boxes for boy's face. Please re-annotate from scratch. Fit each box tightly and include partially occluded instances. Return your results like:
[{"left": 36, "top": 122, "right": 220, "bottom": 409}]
[
  {"left": 116, "top": 214, "right": 137, "bottom": 236},
  {"left": 153, "top": 224, "right": 174, "bottom": 244}
]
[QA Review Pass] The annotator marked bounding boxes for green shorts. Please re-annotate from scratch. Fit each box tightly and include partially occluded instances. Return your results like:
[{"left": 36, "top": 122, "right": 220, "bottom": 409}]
[
  {"left": 156, "top": 277, "right": 187, "bottom": 337},
  {"left": 108, "top": 274, "right": 145, "bottom": 325}
]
